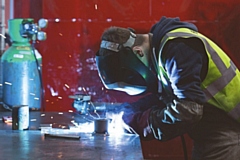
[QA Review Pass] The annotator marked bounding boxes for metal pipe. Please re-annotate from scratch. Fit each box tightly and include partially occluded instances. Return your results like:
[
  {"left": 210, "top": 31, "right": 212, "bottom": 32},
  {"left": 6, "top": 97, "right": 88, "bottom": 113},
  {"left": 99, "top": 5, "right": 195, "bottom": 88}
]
[
  {"left": 0, "top": 0, "right": 5, "bottom": 54},
  {"left": 9, "top": 0, "right": 14, "bottom": 19}
]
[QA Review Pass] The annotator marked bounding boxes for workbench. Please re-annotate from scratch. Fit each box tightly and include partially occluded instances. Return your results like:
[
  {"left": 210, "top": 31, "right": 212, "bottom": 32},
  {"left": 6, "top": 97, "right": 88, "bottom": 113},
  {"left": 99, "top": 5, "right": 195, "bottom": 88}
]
[{"left": 0, "top": 111, "right": 143, "bottom": 160}]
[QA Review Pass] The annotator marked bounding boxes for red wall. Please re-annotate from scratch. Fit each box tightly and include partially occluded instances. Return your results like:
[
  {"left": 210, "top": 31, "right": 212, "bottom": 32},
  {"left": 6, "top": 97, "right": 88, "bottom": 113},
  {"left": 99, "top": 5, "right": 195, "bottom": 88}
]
[
  {"left": 11, "top": 1, "right": 240, "bottom": 159},
  {"left": 13, "top": 0, "right": 240, "bottom": 111}
]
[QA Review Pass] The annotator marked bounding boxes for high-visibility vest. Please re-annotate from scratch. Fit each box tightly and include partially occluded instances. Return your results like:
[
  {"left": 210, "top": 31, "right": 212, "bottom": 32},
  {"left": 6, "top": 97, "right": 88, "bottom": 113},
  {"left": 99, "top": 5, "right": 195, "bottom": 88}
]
[{"left": 157, "top": 28, "right": 240, "bottom": 122}]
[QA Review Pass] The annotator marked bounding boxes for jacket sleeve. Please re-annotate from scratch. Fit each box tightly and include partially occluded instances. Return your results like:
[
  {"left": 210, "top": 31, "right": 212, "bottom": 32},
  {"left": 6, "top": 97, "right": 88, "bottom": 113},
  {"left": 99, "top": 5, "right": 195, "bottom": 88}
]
[
  {"left": 122, "top": 38, "right": 206, "bottom": 141},
  {"left": 122, "top": 99, "right": 203, "bottom": 141}
]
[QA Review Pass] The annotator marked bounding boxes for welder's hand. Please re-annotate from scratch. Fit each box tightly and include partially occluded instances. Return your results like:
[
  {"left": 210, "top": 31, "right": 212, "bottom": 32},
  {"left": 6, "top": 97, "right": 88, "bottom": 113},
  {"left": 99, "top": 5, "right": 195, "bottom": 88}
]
[
  {"left": 119, "top": 111, "right": 137, "bottom": 134},
  {"left": 106, "top": 108, "right": 155, "bottom": 139},
  {"left": 106, "top": 111, "right": 137, "bottom": 134},
  {"left": 121, "top": 107, "right": 155, "bottom": 139}
]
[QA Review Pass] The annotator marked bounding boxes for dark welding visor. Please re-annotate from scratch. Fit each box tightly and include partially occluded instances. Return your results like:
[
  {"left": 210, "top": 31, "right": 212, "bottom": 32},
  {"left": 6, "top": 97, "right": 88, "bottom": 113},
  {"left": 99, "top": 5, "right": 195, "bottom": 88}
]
[{"left": 96, "top": 47, "right": 157, "bottom": 95}]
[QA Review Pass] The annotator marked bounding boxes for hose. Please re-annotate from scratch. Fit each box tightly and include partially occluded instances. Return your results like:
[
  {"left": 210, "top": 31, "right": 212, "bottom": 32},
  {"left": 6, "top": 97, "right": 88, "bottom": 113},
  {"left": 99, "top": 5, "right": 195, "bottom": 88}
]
[
  {"left": 31, "top": 42, "right": 46, "bottom": 111},
  {"left": 181, "top": 135, "right": 188, "bottom": 160}
]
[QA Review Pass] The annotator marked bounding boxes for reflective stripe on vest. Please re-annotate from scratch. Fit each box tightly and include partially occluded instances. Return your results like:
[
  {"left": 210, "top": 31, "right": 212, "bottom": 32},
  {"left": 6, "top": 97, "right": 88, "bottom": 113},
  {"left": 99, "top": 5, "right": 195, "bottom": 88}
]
[{"left": 158, "top": 28, "right": 240, "bottom": 122}]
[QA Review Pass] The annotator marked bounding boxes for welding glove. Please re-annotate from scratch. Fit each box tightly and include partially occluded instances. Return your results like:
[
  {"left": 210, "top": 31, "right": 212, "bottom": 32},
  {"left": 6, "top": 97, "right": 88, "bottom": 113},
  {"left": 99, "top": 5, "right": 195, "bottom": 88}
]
[
  {"left": 106, "top": 111, "right": 137, "bottom": 134},
  {"left": 117, "top": 94, "right": 165, "bottom": 139}
]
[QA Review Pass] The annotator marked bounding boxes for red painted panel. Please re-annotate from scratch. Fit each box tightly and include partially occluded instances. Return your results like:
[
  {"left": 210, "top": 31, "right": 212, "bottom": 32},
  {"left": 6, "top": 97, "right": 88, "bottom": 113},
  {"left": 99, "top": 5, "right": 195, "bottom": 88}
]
[
  {"left": 14, "top": 0, "right": 31, "bottom": 18},
  {"left": 32, "top": 0, "right": 80, "bottom": 111},
  {"left": 14, "top": 0, "right": 238, "bottom": 111}
]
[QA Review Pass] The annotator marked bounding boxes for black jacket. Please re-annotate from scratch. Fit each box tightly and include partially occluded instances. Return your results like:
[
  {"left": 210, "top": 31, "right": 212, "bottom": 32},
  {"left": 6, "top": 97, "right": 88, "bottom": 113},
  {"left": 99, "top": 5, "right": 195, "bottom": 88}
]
[
  {"left": 150, "top": 16, "right": 207, "bottom": 104},
  {"left": 120, "top": 17, "right": 206, "bottom": 140},
  {"left": 119, "top": 16, "right": 240, "bottom": 159}
]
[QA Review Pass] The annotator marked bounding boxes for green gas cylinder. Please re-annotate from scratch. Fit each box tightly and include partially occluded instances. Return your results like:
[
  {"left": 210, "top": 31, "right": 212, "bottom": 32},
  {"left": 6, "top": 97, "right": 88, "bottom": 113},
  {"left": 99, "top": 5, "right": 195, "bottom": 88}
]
[{"left": 1, "top": 19, "right": 42, "bottom": 110}]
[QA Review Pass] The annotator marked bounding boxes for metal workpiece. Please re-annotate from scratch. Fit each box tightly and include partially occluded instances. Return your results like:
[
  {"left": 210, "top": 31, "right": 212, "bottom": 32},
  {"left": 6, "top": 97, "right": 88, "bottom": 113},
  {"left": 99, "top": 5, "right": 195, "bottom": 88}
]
[
  {"left": 70, "top": 94, "right": 92, "bottom": 114},
  {"left": 12, "top": 105, "right": 29, "bottom": 130},
  {"left": 93, "top": 118, "right": 110, "bottom": 135}
]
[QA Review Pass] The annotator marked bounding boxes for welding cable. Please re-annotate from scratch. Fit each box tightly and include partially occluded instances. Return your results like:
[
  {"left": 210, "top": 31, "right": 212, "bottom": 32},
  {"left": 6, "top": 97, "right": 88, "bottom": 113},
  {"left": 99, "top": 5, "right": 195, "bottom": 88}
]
[
  {"left": 31, "top": 42, "right": 46, "bottom": 111},
  {"left": 89, "top": 101, "right": 101, "bottom": 118},
  {"left": 82, "top": 87, "right": 101, "bottom": 119},
  {"left": 181, "top": 135, "right": 188, "bottom": 160}
]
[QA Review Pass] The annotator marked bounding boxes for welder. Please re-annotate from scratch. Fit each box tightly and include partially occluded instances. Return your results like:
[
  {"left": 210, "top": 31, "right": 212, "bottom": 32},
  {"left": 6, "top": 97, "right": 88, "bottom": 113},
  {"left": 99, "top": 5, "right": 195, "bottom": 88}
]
[{"left": 95, "top": 16, "right": 240, "bottom": 160}]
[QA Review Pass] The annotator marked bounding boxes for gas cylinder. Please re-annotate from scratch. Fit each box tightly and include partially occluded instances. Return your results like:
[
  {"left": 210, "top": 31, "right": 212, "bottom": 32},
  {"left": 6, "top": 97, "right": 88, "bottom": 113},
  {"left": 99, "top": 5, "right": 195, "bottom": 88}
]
[{"left": 1, "top": 19, "right": 42, "bottom": 110}]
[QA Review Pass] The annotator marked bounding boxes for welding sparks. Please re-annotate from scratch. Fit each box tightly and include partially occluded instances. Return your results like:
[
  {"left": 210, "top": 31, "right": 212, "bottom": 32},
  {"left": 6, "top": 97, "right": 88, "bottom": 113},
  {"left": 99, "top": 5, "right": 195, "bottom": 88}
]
[
  {"left": 64, "top": 84, "right": 70, "bottom": 88},
  {"left": 0, "top": 34, "right": 6, "bottom": 38}
]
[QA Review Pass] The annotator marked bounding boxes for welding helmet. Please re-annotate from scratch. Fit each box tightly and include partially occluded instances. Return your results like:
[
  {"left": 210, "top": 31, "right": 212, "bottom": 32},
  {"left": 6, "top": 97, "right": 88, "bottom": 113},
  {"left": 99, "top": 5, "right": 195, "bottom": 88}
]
[{"left": 96, "top": 31, "right": 158, "bottom": 95}]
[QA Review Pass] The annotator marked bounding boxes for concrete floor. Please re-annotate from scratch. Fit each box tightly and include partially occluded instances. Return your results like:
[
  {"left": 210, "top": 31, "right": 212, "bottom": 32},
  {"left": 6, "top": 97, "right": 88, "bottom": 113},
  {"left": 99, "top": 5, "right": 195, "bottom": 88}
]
[{"left": 0, "top": 111, "right": 143, "bottom": 160}]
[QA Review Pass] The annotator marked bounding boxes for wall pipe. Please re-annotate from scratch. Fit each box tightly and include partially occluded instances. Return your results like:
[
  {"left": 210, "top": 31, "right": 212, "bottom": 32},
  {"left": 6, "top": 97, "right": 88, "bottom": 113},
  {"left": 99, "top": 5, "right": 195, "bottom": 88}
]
[{"left": 0, "top": 0, "right": 5, "bottom": 55}]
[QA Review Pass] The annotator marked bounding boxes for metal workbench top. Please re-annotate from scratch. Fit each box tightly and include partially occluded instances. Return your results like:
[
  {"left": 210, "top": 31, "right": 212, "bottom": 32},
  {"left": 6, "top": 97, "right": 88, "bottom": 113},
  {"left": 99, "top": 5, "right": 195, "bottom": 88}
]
[{"left": 0, "top": 111, "right": 143, "bottom": 160}]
